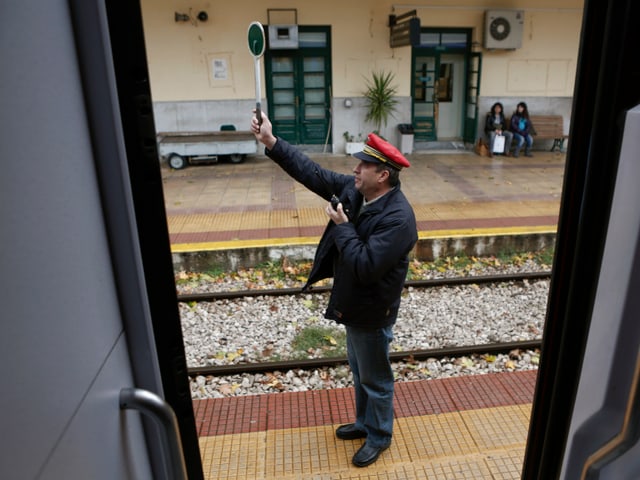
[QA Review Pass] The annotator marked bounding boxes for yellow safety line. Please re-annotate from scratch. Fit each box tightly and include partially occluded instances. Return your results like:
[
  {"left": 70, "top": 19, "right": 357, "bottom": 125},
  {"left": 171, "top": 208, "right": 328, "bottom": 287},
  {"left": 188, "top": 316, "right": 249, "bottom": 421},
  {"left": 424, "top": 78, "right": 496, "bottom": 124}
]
[
  {"left": 422, "top": 225, "right": 557, "bottom": 239},
  {"left": 170, "top": 226, "right": 557, "bottom": 253},
  {"left": 171, "top": 236, "right": 321, "bottom": 253}
]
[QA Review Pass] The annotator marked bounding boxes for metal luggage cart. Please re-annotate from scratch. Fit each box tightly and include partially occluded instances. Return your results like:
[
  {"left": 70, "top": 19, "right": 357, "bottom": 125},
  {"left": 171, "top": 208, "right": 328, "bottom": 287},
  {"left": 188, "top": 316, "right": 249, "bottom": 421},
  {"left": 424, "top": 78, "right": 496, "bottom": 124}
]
[{"left": 157, "top": 127, "right": 257, "bottom": 169}]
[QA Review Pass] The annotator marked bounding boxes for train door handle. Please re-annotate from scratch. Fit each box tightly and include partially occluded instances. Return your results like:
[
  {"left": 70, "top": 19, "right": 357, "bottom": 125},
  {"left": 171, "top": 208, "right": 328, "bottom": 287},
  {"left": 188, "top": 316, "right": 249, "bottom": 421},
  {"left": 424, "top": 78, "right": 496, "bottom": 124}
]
[{"left": 120, "top": 388, "right": 188, "bottom": 480}]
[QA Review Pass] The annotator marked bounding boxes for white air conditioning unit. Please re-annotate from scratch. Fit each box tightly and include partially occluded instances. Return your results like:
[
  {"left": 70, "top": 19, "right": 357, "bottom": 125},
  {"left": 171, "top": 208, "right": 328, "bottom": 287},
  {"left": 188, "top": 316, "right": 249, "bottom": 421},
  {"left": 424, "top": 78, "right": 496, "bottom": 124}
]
[
  {"left": 268, "top": 24, "right": 299, "bottom": 49},
  {"left": 484, "top": 10, "right": 524, "bottom": 49}
]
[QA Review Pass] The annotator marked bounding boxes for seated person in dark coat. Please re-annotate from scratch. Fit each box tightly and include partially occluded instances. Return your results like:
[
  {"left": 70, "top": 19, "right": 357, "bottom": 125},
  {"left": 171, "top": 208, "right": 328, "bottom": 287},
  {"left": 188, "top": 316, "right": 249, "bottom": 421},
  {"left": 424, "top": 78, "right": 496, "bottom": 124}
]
[
  {"left": 510, "top": 101, "right": 534, "bottom": 157},
  {"left": 484, "top": 101, "right": 513, "bottom": 156}
]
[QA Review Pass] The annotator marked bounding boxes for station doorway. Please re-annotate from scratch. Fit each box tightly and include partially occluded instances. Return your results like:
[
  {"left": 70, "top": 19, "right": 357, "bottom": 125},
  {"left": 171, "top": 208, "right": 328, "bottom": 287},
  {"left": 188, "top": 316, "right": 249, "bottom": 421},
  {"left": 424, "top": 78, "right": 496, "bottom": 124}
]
[
  {"left": 264, "top": 26, "right": 332, "bottom": 146},
  {"left": 412, "top": 29, "right": 481, "bottom": 144},
  {"left": 437, "top": 54, "right": 465, "bottom": 139}
]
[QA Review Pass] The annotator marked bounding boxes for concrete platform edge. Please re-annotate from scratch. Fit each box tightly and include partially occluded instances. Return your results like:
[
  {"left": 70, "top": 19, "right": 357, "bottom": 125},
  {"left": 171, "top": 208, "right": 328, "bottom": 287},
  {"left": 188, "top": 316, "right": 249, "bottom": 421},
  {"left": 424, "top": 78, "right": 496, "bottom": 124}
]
[{"left": 172, "top": 230, "right": 557, "bottom": 273}]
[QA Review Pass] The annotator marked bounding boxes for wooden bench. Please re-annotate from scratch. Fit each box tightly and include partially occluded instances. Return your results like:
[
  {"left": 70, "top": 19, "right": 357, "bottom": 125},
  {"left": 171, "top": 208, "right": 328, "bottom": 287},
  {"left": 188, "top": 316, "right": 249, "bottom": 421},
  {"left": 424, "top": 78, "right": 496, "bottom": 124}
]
[{"left": 529, "top": 115, "right": 568, "bottom": 152}]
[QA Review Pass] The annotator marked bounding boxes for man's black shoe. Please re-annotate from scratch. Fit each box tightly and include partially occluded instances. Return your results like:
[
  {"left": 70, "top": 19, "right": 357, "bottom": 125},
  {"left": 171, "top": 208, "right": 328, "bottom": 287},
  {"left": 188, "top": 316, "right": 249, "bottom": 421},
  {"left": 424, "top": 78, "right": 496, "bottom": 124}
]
[
  {"left": 352, "top": 443, "right": 389, "bottom": 467},
  {"left": 335, "top": 423, "right": 367, "bottom": 440}
]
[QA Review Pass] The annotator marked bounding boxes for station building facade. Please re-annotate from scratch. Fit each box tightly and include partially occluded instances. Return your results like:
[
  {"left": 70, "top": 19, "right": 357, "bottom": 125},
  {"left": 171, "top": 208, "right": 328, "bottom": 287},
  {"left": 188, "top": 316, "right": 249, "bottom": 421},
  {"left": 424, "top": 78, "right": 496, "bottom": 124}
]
[{"left": 141, "top": 0, "right": 583, "bottom": 152}]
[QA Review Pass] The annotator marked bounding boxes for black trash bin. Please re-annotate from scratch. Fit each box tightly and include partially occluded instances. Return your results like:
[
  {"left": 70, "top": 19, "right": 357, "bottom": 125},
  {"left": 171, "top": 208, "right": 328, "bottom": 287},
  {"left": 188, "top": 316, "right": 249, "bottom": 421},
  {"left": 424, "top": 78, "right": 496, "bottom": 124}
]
[{"left": 397, "top": 124, "right": 414, "bottom": 154}]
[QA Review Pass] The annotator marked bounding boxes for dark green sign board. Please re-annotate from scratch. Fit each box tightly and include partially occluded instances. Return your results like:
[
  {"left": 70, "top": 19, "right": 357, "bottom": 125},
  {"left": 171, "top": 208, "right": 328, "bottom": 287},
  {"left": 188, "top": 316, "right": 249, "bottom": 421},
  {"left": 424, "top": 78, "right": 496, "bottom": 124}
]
[{"left": 247, "top": 22, "right": 265, "bottom": 57}]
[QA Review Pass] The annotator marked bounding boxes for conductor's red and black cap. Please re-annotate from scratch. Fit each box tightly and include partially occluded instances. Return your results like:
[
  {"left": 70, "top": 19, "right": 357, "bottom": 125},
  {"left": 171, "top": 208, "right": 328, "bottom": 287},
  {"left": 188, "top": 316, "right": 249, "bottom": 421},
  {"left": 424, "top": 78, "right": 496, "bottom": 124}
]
[{"left": 353, "top": 133, "right": 411, "bottom": 170}]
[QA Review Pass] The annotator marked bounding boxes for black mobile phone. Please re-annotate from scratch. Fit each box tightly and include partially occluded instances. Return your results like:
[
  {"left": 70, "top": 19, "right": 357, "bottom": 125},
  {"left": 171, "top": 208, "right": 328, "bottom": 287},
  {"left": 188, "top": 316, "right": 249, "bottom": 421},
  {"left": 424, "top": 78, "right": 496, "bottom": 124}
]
[{"left": 330, "top": 195, "right": 340, "bottom": 211}]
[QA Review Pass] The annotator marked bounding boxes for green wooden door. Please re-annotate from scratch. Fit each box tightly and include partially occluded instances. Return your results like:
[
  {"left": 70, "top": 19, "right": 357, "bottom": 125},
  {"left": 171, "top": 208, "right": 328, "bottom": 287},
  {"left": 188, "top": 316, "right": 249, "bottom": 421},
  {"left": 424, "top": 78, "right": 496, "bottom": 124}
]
[
  {"left": 266, "top": 27, "right": 331, "bottom": 145},
  {"left": 411, "top": 29, "right": 477, "bottom": 143},
  {"left": 412, "top": 54, "right": 439, "bottom": 141},
  {"left": 463, "top": 52, "right": 482, "bottom": 143}
]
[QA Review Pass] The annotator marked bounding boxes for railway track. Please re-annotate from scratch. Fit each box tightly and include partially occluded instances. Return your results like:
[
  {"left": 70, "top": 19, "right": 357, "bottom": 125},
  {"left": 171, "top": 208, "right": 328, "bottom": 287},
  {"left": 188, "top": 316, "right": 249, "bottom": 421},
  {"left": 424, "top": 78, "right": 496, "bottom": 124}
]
[
  {"left": 187, "top": 339, "right": 542, "bottom": 377},
  {"left": 177, "top": 270, "right": 551, "bottom": 303},
  {"left": 181, "top": 271, "right": 550, "bottom": 378}
]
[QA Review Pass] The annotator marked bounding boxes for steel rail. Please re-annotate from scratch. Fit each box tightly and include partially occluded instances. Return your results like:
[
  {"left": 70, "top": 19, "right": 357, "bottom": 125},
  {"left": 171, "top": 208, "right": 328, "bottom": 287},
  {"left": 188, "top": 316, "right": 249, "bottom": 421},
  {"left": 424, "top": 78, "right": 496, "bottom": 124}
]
[
  {"left": 177, "top": 270, "right": 551, "bottom": 303},
  {"left": 188, "top": 339, "right": 542, "bottom": 377}
]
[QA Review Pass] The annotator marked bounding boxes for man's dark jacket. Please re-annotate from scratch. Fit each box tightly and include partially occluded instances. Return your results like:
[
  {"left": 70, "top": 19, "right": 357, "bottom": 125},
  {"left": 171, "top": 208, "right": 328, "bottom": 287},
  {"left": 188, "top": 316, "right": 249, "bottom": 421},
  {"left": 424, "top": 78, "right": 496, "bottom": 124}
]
[{"left": 266, "top": 138, "right": 418, "bottom": 329}]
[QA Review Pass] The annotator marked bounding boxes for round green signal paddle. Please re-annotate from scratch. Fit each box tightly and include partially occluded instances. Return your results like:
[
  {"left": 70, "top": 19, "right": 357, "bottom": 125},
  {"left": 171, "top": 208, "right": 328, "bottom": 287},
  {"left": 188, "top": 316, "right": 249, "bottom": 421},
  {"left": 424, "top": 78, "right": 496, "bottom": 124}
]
[{"left": 247, "top": 22, "right": 266, "bottom": 129}]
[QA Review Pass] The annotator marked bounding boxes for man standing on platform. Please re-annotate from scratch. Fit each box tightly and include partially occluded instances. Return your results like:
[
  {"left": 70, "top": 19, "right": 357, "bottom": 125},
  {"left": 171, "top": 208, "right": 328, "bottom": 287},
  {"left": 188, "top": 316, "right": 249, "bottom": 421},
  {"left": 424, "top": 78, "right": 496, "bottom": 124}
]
[{"left": 251, "top": 111, "right": 417, "bottom": 467}]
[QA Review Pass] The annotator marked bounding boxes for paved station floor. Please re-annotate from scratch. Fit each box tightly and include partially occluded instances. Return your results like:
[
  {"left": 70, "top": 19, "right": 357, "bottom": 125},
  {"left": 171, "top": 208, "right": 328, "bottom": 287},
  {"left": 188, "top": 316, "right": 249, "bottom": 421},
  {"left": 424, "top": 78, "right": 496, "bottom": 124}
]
[
  {"left": 162, "top": 148, "right": 560, "bottom": 478},
  {"left": 194, "top": 370, "right": 538, "bottom": 479},
  {"left": 161, "top": 149, "right": 565, "bottom": 252}
]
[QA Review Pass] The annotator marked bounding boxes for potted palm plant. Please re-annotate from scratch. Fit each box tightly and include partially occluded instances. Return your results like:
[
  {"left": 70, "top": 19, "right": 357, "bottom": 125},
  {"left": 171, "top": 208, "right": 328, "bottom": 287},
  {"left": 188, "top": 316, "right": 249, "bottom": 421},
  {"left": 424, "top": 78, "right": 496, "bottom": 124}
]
[{"left": 363, "top": 70, "right": 399, "bottom": 134}]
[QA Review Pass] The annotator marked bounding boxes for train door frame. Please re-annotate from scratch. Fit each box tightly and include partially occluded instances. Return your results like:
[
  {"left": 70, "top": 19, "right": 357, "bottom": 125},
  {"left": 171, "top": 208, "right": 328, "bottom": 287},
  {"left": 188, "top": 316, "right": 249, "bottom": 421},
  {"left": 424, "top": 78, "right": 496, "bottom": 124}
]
[
  {"left": 2, "top": 1, "right": 201, "bottom": 477},
  {"left": 562, "top": 104, "right": 640, "bottom": 479},
  {"left": 522, "top": 0, "right": 640, "bottom": 478},
  {"left": 102, "top": 2, "right": 204, "bottom": 478}
]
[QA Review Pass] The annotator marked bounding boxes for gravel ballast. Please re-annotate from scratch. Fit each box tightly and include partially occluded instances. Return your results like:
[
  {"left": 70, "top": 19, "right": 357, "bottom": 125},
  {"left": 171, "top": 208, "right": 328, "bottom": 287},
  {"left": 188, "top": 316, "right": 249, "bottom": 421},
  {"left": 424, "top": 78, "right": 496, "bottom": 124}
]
[{"left": 177, "top": 258, "right": 549, "bottom": 399}]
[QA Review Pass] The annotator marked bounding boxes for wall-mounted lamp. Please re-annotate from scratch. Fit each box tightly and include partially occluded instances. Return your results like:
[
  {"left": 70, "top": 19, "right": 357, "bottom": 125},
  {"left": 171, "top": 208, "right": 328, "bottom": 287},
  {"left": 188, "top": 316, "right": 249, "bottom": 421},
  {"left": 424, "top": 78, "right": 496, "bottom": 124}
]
[
  {"left": 344, "top": 98, "right": 353, "bottom": 108},
  {"left": 174, "top": 11, "right": 208, "bottom": 23}
]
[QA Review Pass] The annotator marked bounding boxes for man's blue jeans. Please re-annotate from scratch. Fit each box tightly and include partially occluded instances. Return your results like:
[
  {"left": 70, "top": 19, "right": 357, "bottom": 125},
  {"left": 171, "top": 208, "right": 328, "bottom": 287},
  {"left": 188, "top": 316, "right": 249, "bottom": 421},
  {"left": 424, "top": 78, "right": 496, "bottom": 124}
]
[{"left": 346, "top": 325, "right": 395, "bottom": 448}]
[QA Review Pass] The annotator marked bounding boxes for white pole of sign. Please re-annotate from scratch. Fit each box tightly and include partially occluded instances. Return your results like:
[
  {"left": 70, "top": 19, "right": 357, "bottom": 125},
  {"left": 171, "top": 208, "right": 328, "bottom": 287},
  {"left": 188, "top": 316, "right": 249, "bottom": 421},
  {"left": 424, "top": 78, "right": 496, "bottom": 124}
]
[{"left": 247, "top": 22, "right": 266, "bottom": 129}]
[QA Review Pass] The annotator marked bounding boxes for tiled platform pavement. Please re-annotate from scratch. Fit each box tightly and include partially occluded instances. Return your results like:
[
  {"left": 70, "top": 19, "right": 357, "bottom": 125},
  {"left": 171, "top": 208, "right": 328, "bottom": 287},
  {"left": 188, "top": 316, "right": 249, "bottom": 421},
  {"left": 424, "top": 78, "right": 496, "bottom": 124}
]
[
  {"left": 194, "top": 370, "right": 537, "bottom": 479},
  {"left": 164, "top": 150, "right": 555, "bottom": 478},
  {"left": 162, "top": 150, "right": 565, "bottom": 251}
]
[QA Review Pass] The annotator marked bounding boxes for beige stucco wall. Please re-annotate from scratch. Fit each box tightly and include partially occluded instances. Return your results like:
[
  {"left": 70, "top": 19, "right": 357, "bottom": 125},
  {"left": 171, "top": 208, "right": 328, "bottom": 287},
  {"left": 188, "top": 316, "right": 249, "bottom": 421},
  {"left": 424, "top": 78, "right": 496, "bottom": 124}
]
[
  {"left": 141, "top": 0, "right": 582, "bottom": 101},
  {"left": 141, "top": 0, "right": 413, "bottom": 101},
  {"left": 141, "top": 1, "right": 583, "bottom": 149},
  {"left": 482, "top": 10, "right": 582, "bottom": 96}
]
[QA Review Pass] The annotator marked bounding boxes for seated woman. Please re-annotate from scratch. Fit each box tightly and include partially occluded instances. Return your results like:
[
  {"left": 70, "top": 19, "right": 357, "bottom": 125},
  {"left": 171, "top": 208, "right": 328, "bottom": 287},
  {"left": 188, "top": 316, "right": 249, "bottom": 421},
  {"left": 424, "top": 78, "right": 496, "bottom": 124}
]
[
  {"left": 510, "top": 102, "right": 534, "bottom": 157},
  {"left": 484, "top": 102, "right": 513, "bottom": 157}
]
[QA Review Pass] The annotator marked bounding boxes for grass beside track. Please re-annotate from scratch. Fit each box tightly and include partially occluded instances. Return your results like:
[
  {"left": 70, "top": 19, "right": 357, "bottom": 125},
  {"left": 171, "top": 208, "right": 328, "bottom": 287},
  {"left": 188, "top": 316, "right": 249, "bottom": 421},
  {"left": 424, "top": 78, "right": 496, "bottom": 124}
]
[{"left": 175, "top": 247, "right": 554, "bottom": 291}]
